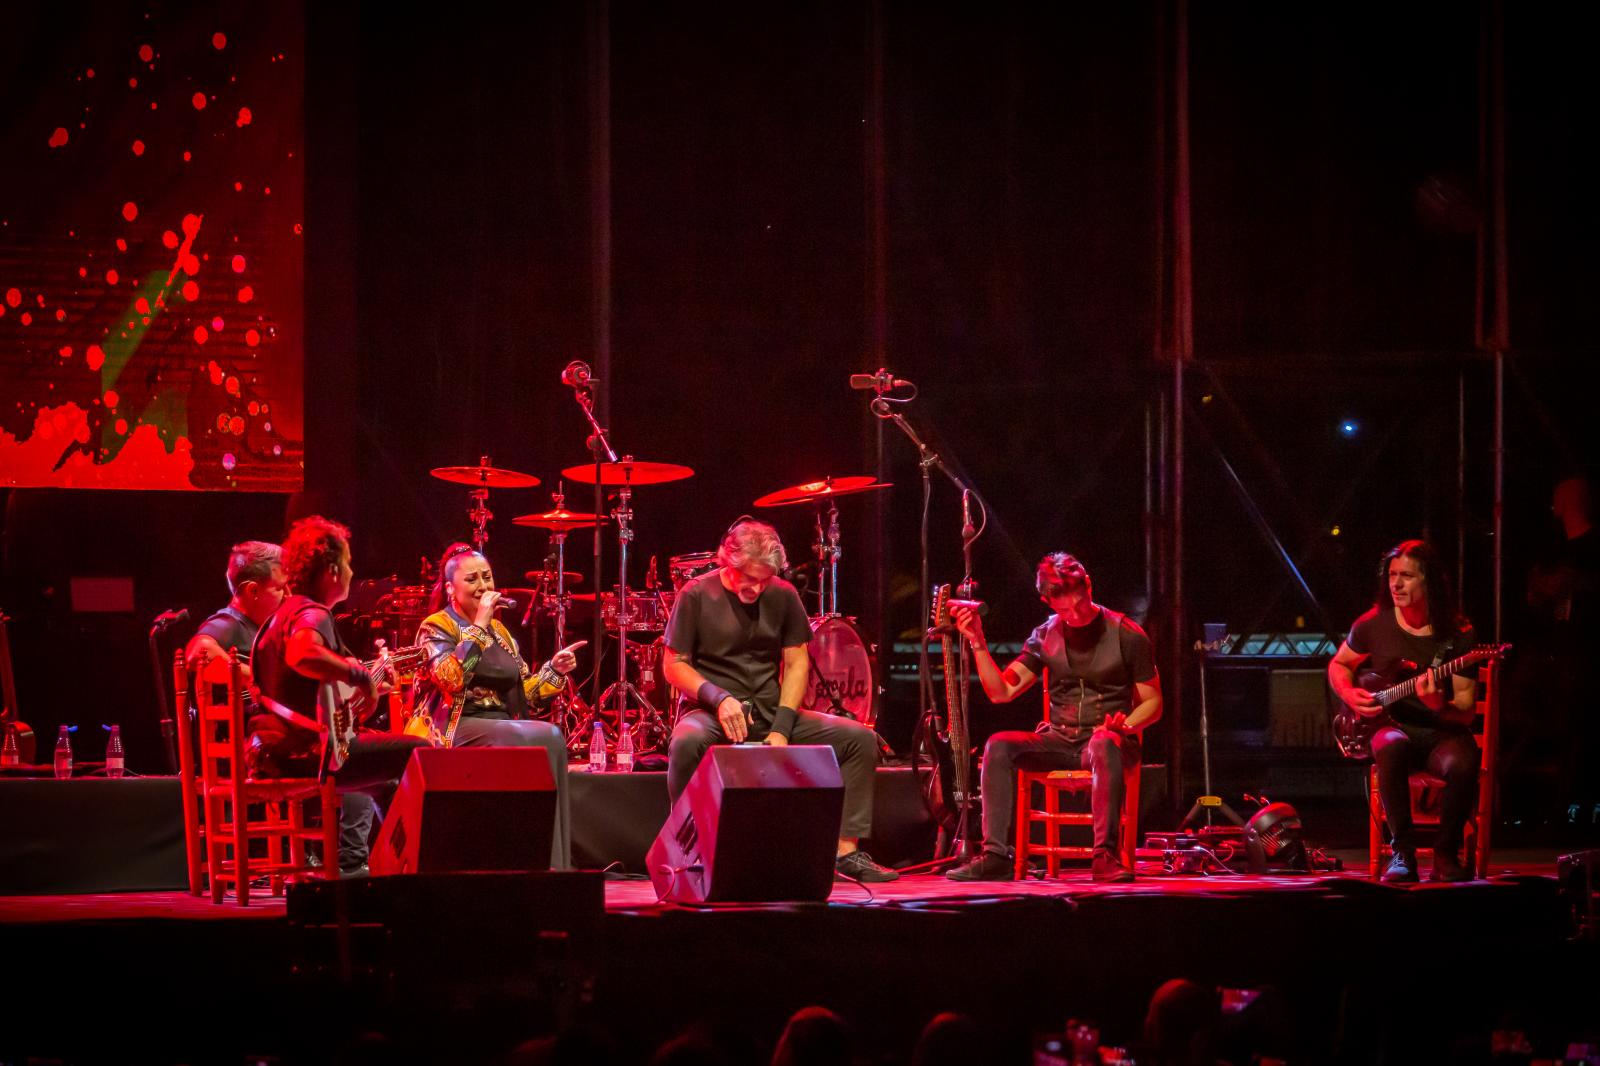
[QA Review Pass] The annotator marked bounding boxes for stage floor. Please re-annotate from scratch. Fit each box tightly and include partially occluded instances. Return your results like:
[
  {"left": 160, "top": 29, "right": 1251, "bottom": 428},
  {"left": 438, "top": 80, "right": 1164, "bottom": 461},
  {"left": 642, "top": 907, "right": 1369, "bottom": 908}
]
[
  {"left": 0, "top": 849, "right": 1563, "bottom": 920},
  {"left": 0, "top": 851, "right": 1590, "bottom": 1064}
]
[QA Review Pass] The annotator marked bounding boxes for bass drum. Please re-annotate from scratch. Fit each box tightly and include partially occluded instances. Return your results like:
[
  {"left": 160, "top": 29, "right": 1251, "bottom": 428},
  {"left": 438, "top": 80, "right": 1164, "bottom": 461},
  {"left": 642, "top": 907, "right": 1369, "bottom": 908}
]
[{"left": 798, "top": 616, "right": 878, "bottom": 726}]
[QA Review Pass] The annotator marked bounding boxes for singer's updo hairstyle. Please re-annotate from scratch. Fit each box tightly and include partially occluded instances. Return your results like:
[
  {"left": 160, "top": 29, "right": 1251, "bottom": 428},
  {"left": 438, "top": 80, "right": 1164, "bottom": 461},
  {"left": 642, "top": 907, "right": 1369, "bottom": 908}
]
[{"left": 429, "top": 542, "right": 485, "bottom": 613}]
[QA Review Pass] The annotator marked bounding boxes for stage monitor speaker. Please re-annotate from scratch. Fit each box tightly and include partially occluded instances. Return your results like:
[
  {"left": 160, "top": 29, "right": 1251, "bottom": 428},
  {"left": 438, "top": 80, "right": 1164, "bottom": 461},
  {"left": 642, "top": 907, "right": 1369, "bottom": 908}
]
[
  {"left": 647, "top": 745, "right": 844, "bottom": 903},
  {"left": 371, "top": 747, "right": 556, "bottom": 876}
]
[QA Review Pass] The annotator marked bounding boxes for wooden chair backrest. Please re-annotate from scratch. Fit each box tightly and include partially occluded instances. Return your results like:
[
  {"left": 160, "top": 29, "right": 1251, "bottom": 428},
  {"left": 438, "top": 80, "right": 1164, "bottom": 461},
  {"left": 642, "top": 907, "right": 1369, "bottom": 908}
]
[{"left": 194, "top": 650, "right": 249, "bottom": 793}]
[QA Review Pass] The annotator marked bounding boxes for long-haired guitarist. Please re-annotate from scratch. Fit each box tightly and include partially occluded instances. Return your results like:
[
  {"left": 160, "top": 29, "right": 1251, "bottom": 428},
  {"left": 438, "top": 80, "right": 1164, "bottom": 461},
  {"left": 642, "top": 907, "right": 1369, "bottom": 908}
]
[
  {"left": 660, "top": 518, "right": 898, "bottom": 883},
  {"left": 1327, "top": 538, "right": 1480, "bottom": 883},
  {"left": 946, "top": 552, "right": 1161, "bottom": 883},
  {"left": 409, "top": 542, "right": 584, "bottom": 869},
  {"left": 250, "top": 516, "right": 428, "bottom": 876}
]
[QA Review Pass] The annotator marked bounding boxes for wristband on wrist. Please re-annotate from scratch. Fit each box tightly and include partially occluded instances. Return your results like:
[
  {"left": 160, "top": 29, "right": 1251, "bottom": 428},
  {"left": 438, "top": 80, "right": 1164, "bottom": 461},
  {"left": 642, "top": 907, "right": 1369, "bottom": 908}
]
[
  {"left": 347, "top": 662, "right": 369, "bottom": 688},
  {"left": 698, "top": 682, "right": 732, "bottom": 713}
]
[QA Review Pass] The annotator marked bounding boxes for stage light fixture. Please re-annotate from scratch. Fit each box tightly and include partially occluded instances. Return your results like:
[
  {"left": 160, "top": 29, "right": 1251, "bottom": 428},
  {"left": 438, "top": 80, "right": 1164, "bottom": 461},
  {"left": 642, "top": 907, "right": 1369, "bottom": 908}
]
[{"left": 1339, "top": 420, "right": 1359, "bottom": 438}]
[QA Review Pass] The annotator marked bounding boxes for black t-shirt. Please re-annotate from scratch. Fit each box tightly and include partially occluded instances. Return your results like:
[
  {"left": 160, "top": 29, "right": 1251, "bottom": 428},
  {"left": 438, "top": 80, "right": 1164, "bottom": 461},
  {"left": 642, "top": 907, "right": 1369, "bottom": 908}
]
[
  {"left": 251, "top": 595, "right": 346, "bottom": 724},
  {"left": 663, "top": 571, "right": 812, "bottom": 709},
  {"left": 196, "top": 605, "right": 259, "bottom": 660},
  {"left": 1345, "top": 605, "right": 1477, "bottom": 727},
  {"left": 1015, "top": 607, "right": 1157, "bottom": 739}
]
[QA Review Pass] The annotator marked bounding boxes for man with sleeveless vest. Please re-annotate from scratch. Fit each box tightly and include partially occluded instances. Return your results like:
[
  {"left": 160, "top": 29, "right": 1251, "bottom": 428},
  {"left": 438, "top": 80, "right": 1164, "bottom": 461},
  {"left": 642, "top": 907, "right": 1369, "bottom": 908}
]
[{"left": 946, "top": 552, "right": 1162, "bottom": 883}]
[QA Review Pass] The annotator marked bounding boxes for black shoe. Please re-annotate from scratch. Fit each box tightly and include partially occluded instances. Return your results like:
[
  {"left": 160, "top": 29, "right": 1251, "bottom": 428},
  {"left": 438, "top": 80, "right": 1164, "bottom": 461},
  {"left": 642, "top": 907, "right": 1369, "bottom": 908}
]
[
  {"left": 835, "top": 850, "right": 899, "bottom": 883},
  {"left": 340, "top": 863, "right": 370, "bottom": 879},
  {"left": 1091, "top": 851, "right": 1136, "bottom": 883},
  {"left": 1382, "top": 851, "right": 1418, "bottom": 883},
  {"left": 1430, "top": 852, "right": 1472, "bottom": 883},
  {"left": 946, "top": 851, "right": 1015, "bottom": 882}
]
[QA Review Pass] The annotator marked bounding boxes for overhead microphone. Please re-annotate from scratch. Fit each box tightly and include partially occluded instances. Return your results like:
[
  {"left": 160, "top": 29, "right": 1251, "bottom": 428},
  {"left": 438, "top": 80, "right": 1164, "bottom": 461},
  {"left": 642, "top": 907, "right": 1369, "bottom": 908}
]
[
  {"left": 848, "top": 368, "right": 913, "bottom": 392},
  {"left": 560, "top": 361, "right": 593, "bottom": 389}
]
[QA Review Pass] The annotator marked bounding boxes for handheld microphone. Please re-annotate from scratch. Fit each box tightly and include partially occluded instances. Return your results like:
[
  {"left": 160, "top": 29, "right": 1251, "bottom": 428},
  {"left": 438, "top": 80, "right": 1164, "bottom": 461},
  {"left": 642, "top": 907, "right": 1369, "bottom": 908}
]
[
  {"left": 493, "top": 597, "right": 519, "bottom": 611},
  {"left": 848, "top": 368, "right": 914, "bottom": 391},
  {"left": 561, "top": 360, "right": 593, "bottom": 389}
]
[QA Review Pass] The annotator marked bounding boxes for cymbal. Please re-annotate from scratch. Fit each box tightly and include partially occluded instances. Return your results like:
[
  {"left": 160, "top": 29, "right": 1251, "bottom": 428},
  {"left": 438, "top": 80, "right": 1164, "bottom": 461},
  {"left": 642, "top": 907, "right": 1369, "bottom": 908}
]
[
  {"left": 524, "top": 569, "right": 584, "bottom": 585},
  {"left": 753, "top": 476, "right": 892, "bottom": 508},
  {"left": 511, "top": 507, "right": 609, "bottom": 531},
  {"left": 562, "top": 459, "right": 695, "bottom": 486},
  {"left": 430, "top": 463, "right": 540, "bottom": 489}
]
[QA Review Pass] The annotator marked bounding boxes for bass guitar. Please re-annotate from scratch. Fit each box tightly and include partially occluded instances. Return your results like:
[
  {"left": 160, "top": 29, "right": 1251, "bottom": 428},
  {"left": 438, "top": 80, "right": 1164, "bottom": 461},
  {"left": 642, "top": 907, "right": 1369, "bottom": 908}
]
[
  {"left": 319, "top": 640, "right": 429, "bottom": 771},
  {"left": 1331, "top": 642, "right": 1509, "bottom": 760}
]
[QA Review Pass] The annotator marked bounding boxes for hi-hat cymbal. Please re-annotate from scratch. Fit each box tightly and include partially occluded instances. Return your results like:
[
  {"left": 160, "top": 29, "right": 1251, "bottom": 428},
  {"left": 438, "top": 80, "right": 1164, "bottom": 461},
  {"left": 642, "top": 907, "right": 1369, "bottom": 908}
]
[
  {"left": 562, "top": 459, "right": 695, "bottom": 486},
  {"left": 524, "top": 569, "right": 584, "bottom": 585},
  {"left": 754, "top": 475, "right": 892, "bottom": 508},
  {"left": 512, "top": 508, "right": 609, "bottom": 531},
  {"left": 431, "top": 463, "right": 541, "bottom": 489}
]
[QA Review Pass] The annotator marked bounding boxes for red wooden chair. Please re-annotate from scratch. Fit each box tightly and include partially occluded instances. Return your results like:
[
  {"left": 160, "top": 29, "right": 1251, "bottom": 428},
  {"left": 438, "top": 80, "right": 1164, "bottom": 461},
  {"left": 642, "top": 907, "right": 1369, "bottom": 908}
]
[
  {"left": 1367, "top": 659, "right": 1499, "bottom": 879},
  {"left": 1015, "top": 669, "right": 1141, "bottom": 878},
  {"left": 178, "top": 648, "right": 339, "bottom": 904}
]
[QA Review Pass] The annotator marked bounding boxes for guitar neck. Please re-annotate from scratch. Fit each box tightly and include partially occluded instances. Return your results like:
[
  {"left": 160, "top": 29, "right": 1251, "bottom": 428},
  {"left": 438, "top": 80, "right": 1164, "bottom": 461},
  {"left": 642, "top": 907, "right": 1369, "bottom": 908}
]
[{"left": 1378, "top": 652, "right": 1481, "bottom": 705}]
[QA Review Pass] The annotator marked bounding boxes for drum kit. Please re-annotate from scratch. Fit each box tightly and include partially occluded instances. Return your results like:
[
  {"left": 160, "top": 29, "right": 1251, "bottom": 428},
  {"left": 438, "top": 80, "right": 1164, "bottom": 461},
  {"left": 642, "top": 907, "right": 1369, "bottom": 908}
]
[{"left": 359, "top": 452, "right": 893, "bottom": 758}]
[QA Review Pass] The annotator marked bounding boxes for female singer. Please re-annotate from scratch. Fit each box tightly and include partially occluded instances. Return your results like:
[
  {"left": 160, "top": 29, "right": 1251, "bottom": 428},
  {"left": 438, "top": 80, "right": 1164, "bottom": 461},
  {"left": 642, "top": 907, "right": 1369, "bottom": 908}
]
[{"left": 411, "top": 542, "right": 585, "bottom": 868}]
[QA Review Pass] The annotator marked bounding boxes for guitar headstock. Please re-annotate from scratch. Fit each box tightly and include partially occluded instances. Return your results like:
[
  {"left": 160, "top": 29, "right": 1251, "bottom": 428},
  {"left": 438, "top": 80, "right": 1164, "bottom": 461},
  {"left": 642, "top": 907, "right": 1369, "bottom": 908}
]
[{"left": 931, "top": 584, "right": 952, "bottom": 629}]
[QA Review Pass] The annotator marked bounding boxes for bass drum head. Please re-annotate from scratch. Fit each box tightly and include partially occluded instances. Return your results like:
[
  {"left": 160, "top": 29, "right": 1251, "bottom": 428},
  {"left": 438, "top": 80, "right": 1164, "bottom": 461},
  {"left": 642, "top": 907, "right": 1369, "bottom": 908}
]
[{"left": 798, "top": 616, "right": 877, "bottom": 726}]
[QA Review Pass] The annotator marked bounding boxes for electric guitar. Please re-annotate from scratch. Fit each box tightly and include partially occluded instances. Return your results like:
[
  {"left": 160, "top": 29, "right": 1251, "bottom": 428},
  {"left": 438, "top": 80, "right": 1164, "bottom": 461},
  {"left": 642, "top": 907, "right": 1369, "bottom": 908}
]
[
  {"left": 1331, "top": 642, "right": 1509, "bottom": 760},
  {"left": 319, "top": 640, "right": 429, "bottom": 771}
]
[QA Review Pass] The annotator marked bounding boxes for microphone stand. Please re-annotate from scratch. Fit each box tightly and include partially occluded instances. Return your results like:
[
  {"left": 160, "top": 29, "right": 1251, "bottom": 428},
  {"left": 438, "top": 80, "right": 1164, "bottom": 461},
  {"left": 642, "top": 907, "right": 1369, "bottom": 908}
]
[
  {"left": 865, "top": 379, "right": 990, "bottom": 865},
  {"left": 567, "top": 382, "right": 616, "bottom": 729},
  {"left": 147, "top": 609, "right": 188, "bottom": 773}
]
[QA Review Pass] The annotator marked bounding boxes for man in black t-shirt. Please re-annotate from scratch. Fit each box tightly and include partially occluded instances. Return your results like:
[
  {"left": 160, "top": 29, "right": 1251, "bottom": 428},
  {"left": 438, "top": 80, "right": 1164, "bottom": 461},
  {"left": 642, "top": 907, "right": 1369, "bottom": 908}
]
[
  {"left": 183, "top": 541, "right": 287, "bottom": 681},
  {"left": 1329, "top": 539, "right": 1480, "bottom": 883},
  {"left": 661, "top": 518, "right": 898, "bottom": 883},
  {"left": 251, "top": 516, "right": 426, "bottom": 875},
  {"left": 947, "top": 553, "right": 1162, "bottom": 884}
]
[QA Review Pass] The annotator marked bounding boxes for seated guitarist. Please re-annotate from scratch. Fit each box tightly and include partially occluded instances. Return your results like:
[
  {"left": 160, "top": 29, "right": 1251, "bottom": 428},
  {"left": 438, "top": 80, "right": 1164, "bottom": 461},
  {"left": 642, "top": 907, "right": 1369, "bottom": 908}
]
[
  {"left": 1328, "top": 538, "right": 1480, "bottom": 883},
  {"left": 660, "top": 518, "right": 897, "bottom": 883},
  {"left": 947, "top": 552, "right": 1161, "bottom": 884},
  {"left": 250, "top": 516, "right": 428, "bottom": 877}
]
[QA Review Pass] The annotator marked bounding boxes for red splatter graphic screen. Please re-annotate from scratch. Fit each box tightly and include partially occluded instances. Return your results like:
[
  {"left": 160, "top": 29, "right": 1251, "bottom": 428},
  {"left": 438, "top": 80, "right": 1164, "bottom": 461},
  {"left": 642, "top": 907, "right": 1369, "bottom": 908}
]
[{"left": 0, "top": 5, "right": 304, "bottom": 491}]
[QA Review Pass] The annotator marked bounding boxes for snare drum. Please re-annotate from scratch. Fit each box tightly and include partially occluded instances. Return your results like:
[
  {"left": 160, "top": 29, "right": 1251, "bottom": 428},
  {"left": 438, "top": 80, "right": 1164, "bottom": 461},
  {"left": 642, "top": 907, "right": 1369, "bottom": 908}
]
[
  {"left": 798, "top": 615, "right": 878, "bottom": 726},
  {"left": 600, "top": 587, "right": 669, "bottom": 632},
  {"left": 668, "top": 551, "right": 719, "bottom": 591}
]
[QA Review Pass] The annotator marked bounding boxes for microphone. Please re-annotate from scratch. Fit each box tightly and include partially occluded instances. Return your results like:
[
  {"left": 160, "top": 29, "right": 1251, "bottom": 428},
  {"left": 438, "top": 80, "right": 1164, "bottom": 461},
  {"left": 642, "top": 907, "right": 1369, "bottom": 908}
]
[
  {"left": 961, "top": 490, "right": 975, "bottom": 540},
  {"left": 560, "top": 361, "right": 592, "bottom": 389},
  {"left": 848, "top": 368, "right": 913, "bottom": 392},
  {"left": 151, "top": 607, "right": 190, "bottom": 630},
  {"left": 947, "top": 598, "right": 988, "bottom": 617},
  {"left": 493, "top": 596, "right": 519, "bottom": 611}
]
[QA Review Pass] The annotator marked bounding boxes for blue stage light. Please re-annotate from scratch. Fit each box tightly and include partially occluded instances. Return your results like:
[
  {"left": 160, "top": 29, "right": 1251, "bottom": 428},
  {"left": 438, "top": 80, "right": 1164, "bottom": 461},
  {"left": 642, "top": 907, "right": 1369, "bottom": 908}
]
[{"left": 1339, "top": 420, "right": 1358, "bottom": 438}]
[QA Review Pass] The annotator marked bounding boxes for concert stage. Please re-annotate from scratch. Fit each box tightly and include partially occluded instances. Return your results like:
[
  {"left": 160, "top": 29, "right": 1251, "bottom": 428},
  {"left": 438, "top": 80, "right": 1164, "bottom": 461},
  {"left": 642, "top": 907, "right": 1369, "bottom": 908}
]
[{"left": 2, "top": 856, "right": 1591, "bottom": 1064}]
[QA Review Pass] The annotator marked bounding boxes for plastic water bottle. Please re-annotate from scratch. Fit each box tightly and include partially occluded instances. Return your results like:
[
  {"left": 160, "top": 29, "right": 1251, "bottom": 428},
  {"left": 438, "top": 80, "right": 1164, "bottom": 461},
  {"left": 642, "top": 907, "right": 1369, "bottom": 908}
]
[
  {"left": 1, "top": 724, "right": 19, "bottom": 768},
  {"left": 588, "top": 719, "right": 608, "bottom": 773},
  {"left": 105, "top": 725, "right": 125, "bottom": 778},
  {"left": 53, "top": 724, "right": 73, "bottom": 779},
  {"left": 616, "top": 722, "right": 634, "bottom": 773}
]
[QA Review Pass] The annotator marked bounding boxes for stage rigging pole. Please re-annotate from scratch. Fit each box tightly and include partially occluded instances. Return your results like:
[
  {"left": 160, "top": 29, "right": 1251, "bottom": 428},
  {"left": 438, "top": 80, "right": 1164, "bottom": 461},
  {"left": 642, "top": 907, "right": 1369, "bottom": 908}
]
[{"left": 588, "top": 0, "right": 612, "bottom": 710}]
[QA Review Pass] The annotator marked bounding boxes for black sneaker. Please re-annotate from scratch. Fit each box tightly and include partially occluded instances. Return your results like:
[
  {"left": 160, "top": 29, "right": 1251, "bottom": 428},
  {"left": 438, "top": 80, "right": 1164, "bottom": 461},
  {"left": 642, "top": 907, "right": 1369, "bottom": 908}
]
[
  {"left": 1430, "top": 852, "right": 1472, "bottom": 883},
  {"left": 946, "top": 851, "right": 1015, "bottom": 882},
  {"left": 1382, "top": 851, "right": 1418, "bottom": 884},
  {"left": 835, "top": 850, "right": 899, "bottom": 883}
]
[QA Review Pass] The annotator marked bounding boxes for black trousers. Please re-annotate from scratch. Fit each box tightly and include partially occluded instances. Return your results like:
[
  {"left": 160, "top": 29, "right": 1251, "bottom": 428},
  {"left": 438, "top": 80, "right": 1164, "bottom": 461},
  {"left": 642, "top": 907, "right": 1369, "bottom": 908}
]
[
  {"left": 1371, "top": 722, "right": 1481, "bottom": 856},
  {"left": 978, "top": 727, "right": 1140, "bottom": 858},
  {"left": 451, "top": 716, "right": 572, "bottom": 871},
  {"left": 667, "top": 706, "right": 879, "bottom": 841}
]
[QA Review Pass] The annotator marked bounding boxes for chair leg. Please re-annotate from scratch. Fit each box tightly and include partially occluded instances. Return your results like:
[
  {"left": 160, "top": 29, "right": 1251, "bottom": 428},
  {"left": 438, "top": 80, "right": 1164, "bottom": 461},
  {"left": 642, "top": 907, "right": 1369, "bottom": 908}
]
[
  {"left": 233, "top": 796, "right": 251, "bottom": 907},
  {"left": 1045, "top": 781, "right": 1060, "bottom": 879},
  {"left": 1368, "top": 768, "right": 1383, "bottom": 880},
  {"left": 1123, "top": 764, "right": 1140, "bottom": 871},
  {"left": 1014, "top": 773, "right": 1029, "bottom": 880},
  {"left": 321, "top": 781, "right": 340, "bottom": 881},
  {"left": 204, "top": 793, "right": 225, "bottom": 904}
]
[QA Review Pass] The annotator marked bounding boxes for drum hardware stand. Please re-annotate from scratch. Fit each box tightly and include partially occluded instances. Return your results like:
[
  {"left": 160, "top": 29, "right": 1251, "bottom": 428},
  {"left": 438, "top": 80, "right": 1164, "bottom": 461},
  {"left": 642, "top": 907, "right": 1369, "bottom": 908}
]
[
  {"left": 809, "top": 490, "right": 843, "bottom": 616},
  {"left": 464, "top": 455, "right": 497, "bottom": 553},
  {"left": 534, "top": 487, "right": 595, "bottom": 743}
]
